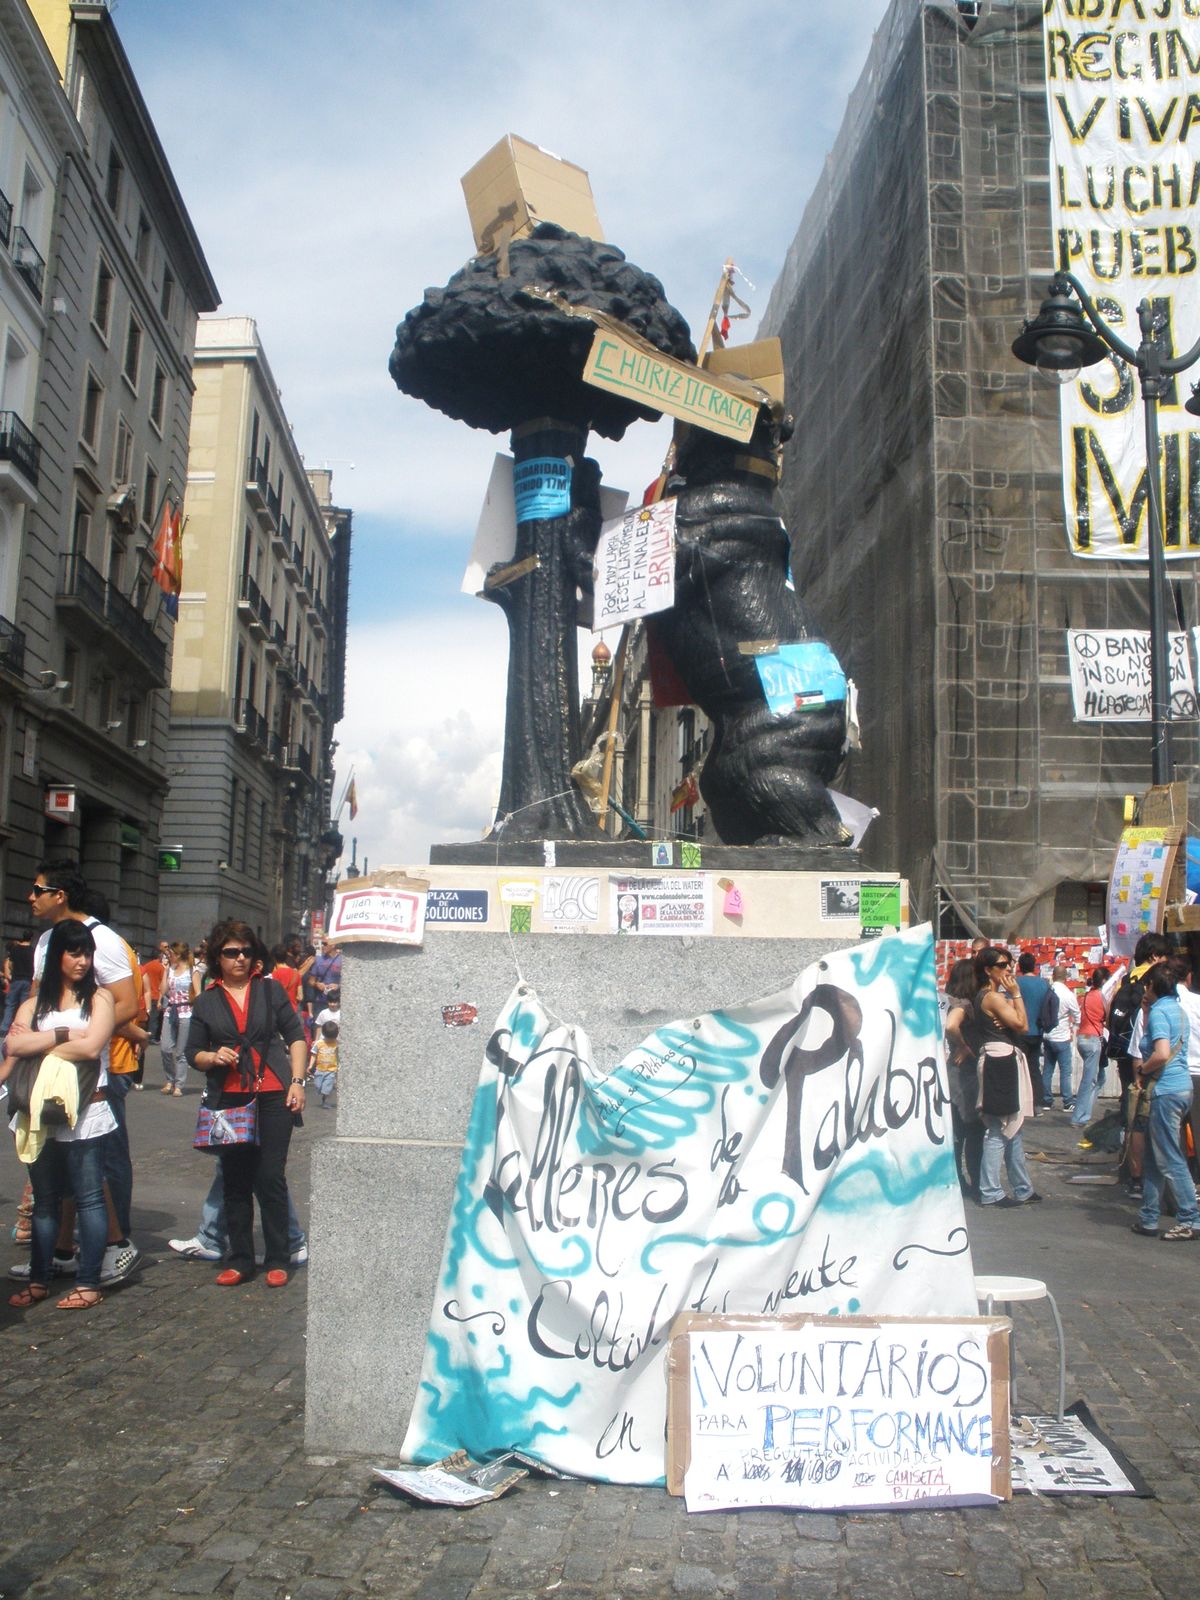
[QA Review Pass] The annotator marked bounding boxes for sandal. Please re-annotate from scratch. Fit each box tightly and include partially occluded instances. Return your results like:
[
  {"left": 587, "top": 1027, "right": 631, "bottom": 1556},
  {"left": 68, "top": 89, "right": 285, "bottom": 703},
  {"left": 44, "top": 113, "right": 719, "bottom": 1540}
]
[
  {"left": 56, "top": 1287, "right": 103, "bottom": 1309},
  {"left": 8, "top": 1284, "right": 49, "bottom": 1308},
  {"left": 1162, "top": 1224, "right": 1197, "bottom": 1242}
]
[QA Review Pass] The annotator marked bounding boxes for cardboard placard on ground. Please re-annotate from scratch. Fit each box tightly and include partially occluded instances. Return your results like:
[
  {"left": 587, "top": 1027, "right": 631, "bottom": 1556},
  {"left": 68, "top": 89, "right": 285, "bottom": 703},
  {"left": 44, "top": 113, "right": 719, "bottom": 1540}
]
[{"left": 666, "top": 1313, "right": 1011, "bottom": 1511}]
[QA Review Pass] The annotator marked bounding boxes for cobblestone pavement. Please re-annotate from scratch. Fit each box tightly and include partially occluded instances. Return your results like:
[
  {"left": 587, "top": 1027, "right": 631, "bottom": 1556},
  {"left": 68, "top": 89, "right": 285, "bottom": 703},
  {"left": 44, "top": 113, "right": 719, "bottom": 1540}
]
[{"left": 2, "top": 1078, "right": 1199, "bottom": 1600}]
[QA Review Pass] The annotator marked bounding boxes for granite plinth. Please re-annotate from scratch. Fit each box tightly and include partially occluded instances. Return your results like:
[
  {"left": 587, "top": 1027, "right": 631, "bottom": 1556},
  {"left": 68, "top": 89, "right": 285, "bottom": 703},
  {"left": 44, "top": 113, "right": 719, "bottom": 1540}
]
[
  {"left": 305, "top": 926, "right": 860, "bottom": 1458},
  {"left": 428, "top": 838, "right": 862, "bottom": 871}
]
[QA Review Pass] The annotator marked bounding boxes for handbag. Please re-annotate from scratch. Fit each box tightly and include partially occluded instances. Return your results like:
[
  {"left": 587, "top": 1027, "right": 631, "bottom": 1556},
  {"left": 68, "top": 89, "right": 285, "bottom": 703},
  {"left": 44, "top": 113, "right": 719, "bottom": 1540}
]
[
  {"left": 977, "top": 1041, "right": 1023, "bottom": 1119},
  {"left": 193, "top": 1101, "right": 258, "bottom": 1149},
  {"left": 7, "top": 1053, "right": 102, "bottom": 1121}
]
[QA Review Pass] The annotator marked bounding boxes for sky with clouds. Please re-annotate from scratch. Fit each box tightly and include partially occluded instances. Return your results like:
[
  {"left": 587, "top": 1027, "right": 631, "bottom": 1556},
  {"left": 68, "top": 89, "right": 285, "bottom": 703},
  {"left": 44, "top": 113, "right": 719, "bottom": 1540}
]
[{"left": 111, "top": 0, "right": 894, "bottom": 870}]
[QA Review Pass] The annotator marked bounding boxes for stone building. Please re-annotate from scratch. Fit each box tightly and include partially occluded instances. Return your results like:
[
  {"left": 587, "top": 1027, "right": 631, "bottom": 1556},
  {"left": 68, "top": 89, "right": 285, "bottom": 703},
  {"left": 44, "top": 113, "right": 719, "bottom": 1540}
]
[
  {"left": 157, "top": 317, "right": 350, "bottom": 943},
  {"left": 4, "top": 0, "right": 217, "bottom": 948}
]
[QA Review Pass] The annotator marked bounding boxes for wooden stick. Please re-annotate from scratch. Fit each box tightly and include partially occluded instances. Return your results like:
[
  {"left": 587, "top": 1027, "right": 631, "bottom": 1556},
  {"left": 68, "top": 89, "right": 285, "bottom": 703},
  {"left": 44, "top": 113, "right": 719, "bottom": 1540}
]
[{"left": 596, "top": 627, "right": 629, "bottom": 831}]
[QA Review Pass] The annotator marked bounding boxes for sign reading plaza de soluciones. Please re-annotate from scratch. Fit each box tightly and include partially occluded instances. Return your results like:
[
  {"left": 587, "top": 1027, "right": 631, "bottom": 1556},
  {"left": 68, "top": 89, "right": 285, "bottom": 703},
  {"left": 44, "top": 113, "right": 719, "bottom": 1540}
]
[{"left": 1043, "top": 1, "right": 1200, "bottom": 560}]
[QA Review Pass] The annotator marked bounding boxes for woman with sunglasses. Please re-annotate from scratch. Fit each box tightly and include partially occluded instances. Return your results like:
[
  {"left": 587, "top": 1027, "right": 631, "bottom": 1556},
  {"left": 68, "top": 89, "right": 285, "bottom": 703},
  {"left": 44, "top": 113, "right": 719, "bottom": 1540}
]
[
  {"left": 2, "top": 921, "right": 115, "bottom": 1309},
  {"left": 962, "top": 946, "right": 1041, "bottom": 1208},
  {"left": 185, "top": 921, "right": 307, "bottom": 1286}
]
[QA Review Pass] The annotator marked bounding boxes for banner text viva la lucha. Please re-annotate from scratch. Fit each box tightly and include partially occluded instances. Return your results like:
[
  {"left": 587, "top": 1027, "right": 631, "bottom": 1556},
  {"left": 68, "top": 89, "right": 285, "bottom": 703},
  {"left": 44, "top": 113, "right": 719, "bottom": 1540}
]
[{"left": 1043, "top": 1, "right": 1200, "bottom": 560}]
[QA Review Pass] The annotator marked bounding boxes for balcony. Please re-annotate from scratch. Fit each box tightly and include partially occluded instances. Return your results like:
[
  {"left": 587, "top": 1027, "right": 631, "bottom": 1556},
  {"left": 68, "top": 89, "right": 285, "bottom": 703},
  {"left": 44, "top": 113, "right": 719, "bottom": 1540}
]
[
  {"left": 0, "top": 613, "right": 25, "bottom": 678},
  {"left": 238, "top": 573, "right": 271, "bottom": 637},
  {"left": 235, "top": 698, "right": 269, "bottom": 748},
  {"left": 0, "top": 411, "right": 40, "bottom": 501},
  {"left": 0, "top": 187, "right": 10, "bottom": 249},
  {"left": 265, "top": 618, "right": 284, "bottom": 660},
  {"left": 246, "top": 457, "right": 268, "bottom": 511},
  {"left": 56, "top": 552, "right": 167, "bottom": 683},
  {"left": 10, "top": 227, "right": 45, "bottom": 300}
]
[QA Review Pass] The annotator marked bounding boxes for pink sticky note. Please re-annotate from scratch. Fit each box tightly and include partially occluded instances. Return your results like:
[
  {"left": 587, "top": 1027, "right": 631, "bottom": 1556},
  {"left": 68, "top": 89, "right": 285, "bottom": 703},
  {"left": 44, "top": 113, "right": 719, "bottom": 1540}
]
[{"left": 723, "top": 885, "right": 744, "bottom": 917}]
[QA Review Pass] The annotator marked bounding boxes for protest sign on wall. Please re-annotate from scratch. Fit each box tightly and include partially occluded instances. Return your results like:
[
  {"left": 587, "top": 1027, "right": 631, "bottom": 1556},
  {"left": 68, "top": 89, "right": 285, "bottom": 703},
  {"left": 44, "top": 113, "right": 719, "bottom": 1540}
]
[
  {"left": 1107, "top": 824, "right": 1180, "bottom": 957},
  {"left": 1066, "top": 629, "right": 1197, "bottom": 720},
  {"left": 401, "top": 927, "right": 977, "bottom": 1485},
  {"left": 1042, "top": 2, "right": 1200, "bottom": 559},
  {"left": 610, "top": 873, "right": 712, "bottom": 935},
  {"left": 329, "top": 874, "right": 427, "bottom": 945},
  {"left": 668, "top": 1314, "right": 1010, "bottom": 1511},
  {"left": 592, "top": 500, "right": 677, "bottom": 629}
]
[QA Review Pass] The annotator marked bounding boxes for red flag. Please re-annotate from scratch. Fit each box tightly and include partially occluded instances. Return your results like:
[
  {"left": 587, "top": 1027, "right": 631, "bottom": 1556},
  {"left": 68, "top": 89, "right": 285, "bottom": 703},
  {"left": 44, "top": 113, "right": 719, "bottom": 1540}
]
[{"left": 152, "top": 500, "right": 182, "bottom": 619}]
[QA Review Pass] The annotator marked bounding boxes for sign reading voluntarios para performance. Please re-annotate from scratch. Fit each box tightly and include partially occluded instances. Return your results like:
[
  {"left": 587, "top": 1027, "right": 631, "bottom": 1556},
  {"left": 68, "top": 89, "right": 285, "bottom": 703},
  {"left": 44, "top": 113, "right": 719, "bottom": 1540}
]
[{"left": 1042, "top": 1, "right": 1200, "bottom": 560}]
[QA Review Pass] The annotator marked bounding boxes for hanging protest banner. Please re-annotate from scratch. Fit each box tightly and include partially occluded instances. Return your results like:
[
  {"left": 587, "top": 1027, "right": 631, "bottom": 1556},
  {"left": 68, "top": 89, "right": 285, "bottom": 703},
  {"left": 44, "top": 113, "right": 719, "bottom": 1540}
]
[
  {"left": 1042, "top": 2, "right": 1200, "bottom": 559},
  {"left": 669, "top": 1314, "right": 1010, "bottom": 1511},
  {"left": 401, "top": 927, "right": 977, "bottom": 1485},
  {"left": 1066, "top": 629, "right": 1197, "bottom": 720},
  {"left": 592, "top": 500, "right": 677, "bottom": 630}
]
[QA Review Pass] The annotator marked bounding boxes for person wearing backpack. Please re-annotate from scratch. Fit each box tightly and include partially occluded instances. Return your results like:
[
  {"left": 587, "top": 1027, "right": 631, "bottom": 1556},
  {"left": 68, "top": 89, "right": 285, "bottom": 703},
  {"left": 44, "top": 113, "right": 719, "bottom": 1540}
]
[
  {"left": 1015, "top": 953, "right": 1051, "bottom": 1112},
  {"left": 1041, "top": 965, "right": 1080, "bottom": 1112}
]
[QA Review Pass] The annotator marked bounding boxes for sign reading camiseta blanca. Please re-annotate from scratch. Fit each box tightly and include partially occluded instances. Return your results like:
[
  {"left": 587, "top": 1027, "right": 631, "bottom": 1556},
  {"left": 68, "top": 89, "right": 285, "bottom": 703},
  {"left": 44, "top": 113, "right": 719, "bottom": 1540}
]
[
  {"left": 401, "top": 927, "right": 977, "bottom": 1485},
  {"left": 1042, "top": 3, "right": 1200, "bottom": 559},
  {"left": 1066, "top": 629, "right": 1198, "bottom": 720},
  {"left": 592, "top": 500, "right": 676, "bottom": 629}
]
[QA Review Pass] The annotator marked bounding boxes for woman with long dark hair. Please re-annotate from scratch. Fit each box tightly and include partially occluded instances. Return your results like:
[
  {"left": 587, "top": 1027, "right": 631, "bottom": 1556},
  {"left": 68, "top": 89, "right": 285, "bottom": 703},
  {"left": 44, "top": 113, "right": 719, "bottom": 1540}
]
[
  {"left": 943, "top": 957, "right": 984, "bottom": 1201},
  {"left": 185, "top": 920, "right": 307, "bottom": 1286},
  {"left": 1, "top": 920, "right": 115, "bottom": 1308}
]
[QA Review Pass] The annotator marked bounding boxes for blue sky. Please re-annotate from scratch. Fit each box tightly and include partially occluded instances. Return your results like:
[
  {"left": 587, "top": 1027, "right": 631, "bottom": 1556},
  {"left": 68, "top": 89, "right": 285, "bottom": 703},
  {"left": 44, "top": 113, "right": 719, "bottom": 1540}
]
[{"left": 111, "top": 0, "right": 894, "bottom": 865}]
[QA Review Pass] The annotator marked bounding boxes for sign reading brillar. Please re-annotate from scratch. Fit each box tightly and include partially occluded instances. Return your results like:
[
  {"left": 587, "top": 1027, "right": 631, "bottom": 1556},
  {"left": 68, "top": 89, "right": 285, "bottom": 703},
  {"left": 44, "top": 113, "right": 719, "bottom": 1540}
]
[
  {"left": 401, "top": 927, "right": 976, "bottom": 1485},
  {"left": 592, "top": 499, "right": 677, "bottom": 629},
  {"left": 1043, "top": 1, "right": 1200, "bottom": 558}
]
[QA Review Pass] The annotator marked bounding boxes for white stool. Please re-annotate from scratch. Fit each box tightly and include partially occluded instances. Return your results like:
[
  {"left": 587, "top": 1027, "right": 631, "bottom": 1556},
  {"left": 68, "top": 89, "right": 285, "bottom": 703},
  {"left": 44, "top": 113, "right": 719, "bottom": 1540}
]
[{"left": 974, "top": 1274, "right": 1066, "bottom": 1422}]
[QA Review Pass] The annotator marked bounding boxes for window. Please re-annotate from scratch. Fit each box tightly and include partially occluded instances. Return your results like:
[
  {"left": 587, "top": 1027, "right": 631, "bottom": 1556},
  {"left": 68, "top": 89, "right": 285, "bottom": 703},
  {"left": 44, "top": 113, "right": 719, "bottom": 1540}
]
[
  {"left": 149, "top": 362, "right": 166, "bottom": 431},
  {"left": 122, "top": 315, "right": 142, "bottom": 389},
  {"left": 160, "top": 265, "right": 174, "bottom": 321},
  {"left": 104, "top": 144, "right": 123, "bottom": 213},
  {"left": 98, "top": 674, "right": 117, "bottom": 726},
  {"left": 19, "top": 164, "right": 43, "bottom": 240},
  {"left": 142, "top": 459, "right": 158, "bottom": 528},
  {"left": 126, "top": 698, "right": 143, "bottom": 748},
  {"left": 91, "top": 256, "right": 114, "bottom": 339},
  {"left": 135, "top": 210, "right": 151, "bottom": 271},
  {"left": 113, "top": 415, "right": 133, "bottom": 484},
  {"left": 81, "top": 369, "right": 103, "bottom": 451},
  {"left": 71, "top": 496, "right": 92, "bottom": 558}
]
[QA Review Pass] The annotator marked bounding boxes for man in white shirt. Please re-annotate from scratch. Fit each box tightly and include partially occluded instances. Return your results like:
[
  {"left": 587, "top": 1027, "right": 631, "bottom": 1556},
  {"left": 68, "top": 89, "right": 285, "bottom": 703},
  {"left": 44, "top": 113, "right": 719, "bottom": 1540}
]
[
  {"left": 1042, "top": 965, "right": 1081, "bottom": 1111},
  {"left": 1171, "top": 959, "right": 1200, "bottom": 1180}
]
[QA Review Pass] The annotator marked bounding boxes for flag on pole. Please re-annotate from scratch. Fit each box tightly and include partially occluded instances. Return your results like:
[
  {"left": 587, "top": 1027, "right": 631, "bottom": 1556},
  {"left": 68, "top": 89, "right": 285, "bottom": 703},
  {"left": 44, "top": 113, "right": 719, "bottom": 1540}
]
[
  {"left": 152, "top": 500, "right": 182, "bottom": 619},
  {"left": 348, "top": 778, "right": 358, "bottom": 820}
]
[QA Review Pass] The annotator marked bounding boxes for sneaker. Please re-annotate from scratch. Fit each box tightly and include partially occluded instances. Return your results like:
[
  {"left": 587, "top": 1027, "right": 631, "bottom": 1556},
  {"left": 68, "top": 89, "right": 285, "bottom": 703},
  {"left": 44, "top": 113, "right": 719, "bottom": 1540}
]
[
  {"left": 253, "top": 1244, "right": 308, "bottom": 1267},
  {"left": 9, "top": 1252, "right": 77, "bottom": 1280},
  {"left": 99, "top": 1240, "right": 141, "bottom": 1284},
  {"left": 168, "top": 1236, "right": 222, "bottom": 1262}
]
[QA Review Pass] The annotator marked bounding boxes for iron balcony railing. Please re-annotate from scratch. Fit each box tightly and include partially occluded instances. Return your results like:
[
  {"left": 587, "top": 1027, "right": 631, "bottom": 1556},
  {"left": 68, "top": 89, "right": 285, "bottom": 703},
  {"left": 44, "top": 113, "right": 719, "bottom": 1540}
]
[
  {"left": 238, "top": 573, "right": 271, "bottom": 632},
  {"left": 236, "top": 699, "right": 269, "bottom": 747},
  {"left": 56, "top": 553, "right": 167, "bottom": 681},
  {"left": 0, "top": 187, "right": 11, "bottom": 249},
  {"left": 0, "top": 613, "right": 25, "bottom": 677},
  {"left": 0, "top": 411, "right": 39, "bottom": 486},
  {"left": 11, "top": 227, "right": 45, "bottom": 300}
]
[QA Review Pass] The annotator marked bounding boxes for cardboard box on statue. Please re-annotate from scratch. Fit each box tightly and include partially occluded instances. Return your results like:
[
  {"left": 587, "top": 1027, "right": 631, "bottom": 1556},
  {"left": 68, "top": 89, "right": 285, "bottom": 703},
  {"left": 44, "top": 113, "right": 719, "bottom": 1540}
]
[{"left": 462, "top": 133, "right": 603, "bottom": 254}]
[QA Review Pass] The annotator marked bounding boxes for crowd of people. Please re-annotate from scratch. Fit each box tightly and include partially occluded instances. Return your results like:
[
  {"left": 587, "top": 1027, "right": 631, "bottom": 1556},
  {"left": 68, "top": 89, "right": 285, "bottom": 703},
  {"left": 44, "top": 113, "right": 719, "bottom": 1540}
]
[
  {"left": 942, "top": 932, "right": 1200, "bottom": 1239},
  {"left": 0, "top": 859, "right": 341, "bottom": 1309}
]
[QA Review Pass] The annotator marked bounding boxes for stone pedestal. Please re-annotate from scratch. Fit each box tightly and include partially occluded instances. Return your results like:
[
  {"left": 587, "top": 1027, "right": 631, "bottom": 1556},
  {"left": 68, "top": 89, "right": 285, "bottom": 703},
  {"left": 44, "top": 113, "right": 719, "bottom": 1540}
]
[{"left": 304, "top": 922, "right": 867, "bottom": 1458}]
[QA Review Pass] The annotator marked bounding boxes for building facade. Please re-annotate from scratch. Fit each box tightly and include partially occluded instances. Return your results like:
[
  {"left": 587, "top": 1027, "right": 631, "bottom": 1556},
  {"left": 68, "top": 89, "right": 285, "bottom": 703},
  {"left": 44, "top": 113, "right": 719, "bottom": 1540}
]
[
  {"left": 2, "top": 0, "right": 216, "bottom": 948},
  {"left": 158, "top": 317, "right": 350, "bottom": 943}
]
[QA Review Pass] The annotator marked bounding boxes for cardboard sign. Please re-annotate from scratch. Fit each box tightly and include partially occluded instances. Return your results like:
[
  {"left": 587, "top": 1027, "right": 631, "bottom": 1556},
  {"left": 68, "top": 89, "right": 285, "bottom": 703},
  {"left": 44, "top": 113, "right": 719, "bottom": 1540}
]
[
  {"left": 582, "top": 326, "right": 760, "bottom": 442},
  {"left": 401, "top": 928, "right": 977, "bottom": 1484},
  {"left": 592, "top": 499, "right": 677, "bottom": 629},
  {"left": 329, "top": 874, "right": 427, "bottom": 946},
  {"left": 670, "top": 1315, "right": 1010, "bottom": 1511},
  {"left": 1066, "top": 630, "right": 1197, "bottom": 720}
]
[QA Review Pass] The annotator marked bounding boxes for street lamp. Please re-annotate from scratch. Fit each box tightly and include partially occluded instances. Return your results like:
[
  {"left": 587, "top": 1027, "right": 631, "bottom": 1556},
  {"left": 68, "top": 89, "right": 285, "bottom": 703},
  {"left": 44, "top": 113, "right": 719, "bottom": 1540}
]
[{"left": 1013, "top": 271, "right": 1200, "bottom": 785}]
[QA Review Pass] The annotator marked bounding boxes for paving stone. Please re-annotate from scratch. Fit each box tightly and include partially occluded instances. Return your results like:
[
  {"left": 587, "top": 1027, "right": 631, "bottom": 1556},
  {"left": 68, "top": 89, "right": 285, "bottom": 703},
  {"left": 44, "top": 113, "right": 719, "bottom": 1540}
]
[{"left": 168, "top": 1560, "right": 233, "bottom": 1594}]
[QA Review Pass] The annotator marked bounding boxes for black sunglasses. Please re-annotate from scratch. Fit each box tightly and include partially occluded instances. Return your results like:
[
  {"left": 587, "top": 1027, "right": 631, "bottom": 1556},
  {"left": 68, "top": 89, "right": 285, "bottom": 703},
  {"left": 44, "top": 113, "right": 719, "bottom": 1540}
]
[
  {"left": 30, "top": 883, "right": 62, "bottom": 896},
  {"left": 220, "top": 945, "right": 254, "bottom": 960}
]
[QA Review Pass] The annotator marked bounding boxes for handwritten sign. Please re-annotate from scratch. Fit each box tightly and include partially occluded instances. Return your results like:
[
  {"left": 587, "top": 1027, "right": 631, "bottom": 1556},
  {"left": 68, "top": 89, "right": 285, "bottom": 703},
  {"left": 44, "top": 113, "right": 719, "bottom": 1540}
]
[
  {"left": 593, "top": 500, "right": 677, "bottom": 629},
  {"left": 1066, "top": 630, "right": 1197, "bottom": 721},
  {"left": 672, "top": 1316, "right": 1009, "bottom": 1511},
  {"left": 1043, "top": 2, "right": 1200, "bottom": 559},
  {"left": 583, "top": 326, "right": 759, "bottom": 442},
  {"left": 328, "top": 882, "right": 426, "bottom": 945},
  {"left": 611, "top": 873, "right": 712, "bottom": 936},
  {"left": 401, "top": 927, "right": 978, "bottom": 1484}
]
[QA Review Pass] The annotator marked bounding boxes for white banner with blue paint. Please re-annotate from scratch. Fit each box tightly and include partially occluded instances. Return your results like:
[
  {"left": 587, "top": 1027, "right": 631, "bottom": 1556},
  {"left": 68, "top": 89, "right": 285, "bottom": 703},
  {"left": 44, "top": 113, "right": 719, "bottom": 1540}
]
[{"left": 402, "top": 926, "right": 976, "bottom": 1484}]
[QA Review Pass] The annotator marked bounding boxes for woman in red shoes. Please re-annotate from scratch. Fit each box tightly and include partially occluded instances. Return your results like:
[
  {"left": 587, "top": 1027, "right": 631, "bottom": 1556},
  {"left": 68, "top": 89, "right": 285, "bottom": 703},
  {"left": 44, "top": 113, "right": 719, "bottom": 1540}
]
[{"left": 185, "top": 921, "right": 307, "bottom": 1287}]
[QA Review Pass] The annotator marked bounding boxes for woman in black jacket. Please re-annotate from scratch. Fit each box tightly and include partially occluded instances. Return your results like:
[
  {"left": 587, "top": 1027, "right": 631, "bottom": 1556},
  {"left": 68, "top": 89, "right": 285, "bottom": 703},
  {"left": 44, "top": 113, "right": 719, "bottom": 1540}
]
[{"left": 185, "top": 919, "right": 307, "bottom": 1286}]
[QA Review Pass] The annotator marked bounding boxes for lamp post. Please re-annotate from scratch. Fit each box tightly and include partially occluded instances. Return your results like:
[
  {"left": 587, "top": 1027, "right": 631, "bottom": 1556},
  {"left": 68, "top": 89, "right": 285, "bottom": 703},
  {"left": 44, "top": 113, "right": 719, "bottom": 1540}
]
[{"left": 1013, "top": 273, "right": 1200, "bottom": 786}]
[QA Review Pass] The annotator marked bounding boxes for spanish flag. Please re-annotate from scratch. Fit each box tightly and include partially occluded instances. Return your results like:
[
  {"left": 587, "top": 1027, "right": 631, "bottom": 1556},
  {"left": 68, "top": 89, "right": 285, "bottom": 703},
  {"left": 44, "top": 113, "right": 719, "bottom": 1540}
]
[
  {"left": 152, "top": 500, "right": 182, "bottom": 619},
  {"left": 348, "top": 778, "right": 358, "bottom": 820}
]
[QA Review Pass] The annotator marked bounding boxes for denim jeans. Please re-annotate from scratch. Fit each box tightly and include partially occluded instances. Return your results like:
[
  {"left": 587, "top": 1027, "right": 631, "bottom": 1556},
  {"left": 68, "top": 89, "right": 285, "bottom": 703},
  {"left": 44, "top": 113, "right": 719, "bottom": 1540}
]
[
  {"left": 103, "top": 1072, "right": 133, "bottom": 1239},
  {"left": 0, "top": 976, "right": 30, "bottom": 1048},
  {"left": 29, "top": 1135, "right": 107, "bottom": 1288},
  {"left": 980, "top": 1117, "right": 1035, "bottom": 1204},
  {"left": 160, "top": 1011, "right": 190, "bottom": 1089},
  {"left": 1041, "top": 1037, "right": 1074, "bottom": 1106},
  {"left": 1140, "top": 1087, "right": 1198, "bottom": 1230},
  {"left": 196, "top": 1149, "right": 306, "bottom": 1255},
  {"left": 1071, "top": 1036, "right": 1103, "bottom": 1126}
]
